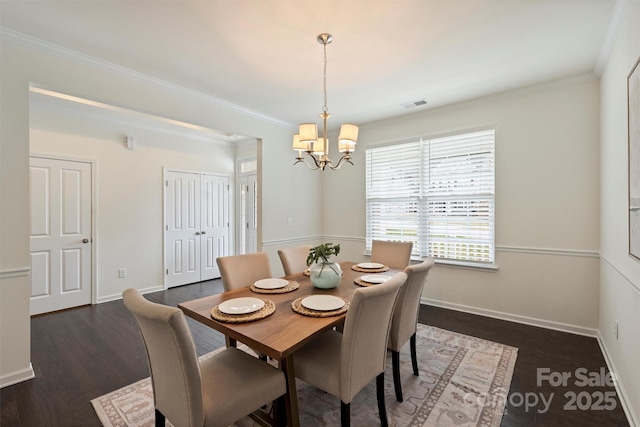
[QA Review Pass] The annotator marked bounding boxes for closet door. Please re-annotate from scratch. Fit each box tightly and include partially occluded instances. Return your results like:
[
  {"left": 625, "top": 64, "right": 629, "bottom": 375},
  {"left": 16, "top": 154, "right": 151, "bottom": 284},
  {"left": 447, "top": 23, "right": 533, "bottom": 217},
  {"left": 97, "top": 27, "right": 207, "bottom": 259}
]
[
  {"left": 200, "top": 174, "right": 229, "bottom": 280},
  {"left": 165, "top": 171, "right": 201, "bottom": 287},
  {"left": 165, "top": 171, "right": 229, "bottom": 287}
]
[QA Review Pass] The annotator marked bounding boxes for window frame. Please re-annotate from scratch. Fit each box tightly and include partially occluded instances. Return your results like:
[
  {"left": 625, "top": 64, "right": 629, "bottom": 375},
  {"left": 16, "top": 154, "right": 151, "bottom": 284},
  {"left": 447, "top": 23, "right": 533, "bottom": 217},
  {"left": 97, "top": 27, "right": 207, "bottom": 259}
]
[{"left": 365, "top": 128, "right": 496, "bottom": 269}]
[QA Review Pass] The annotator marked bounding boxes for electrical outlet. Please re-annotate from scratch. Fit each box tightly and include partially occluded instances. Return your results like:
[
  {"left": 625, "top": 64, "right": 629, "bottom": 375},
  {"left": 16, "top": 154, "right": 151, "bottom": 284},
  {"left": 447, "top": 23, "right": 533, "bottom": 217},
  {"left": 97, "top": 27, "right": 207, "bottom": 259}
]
[
  {"left": 287, "top": 217, "right": 293, "bottom": 226},
  {"left": 614, "top": 321, "right": 619, "bottom": 339},
  {"left": 118, "top": 268, "right": 127, "bottom": 278}
]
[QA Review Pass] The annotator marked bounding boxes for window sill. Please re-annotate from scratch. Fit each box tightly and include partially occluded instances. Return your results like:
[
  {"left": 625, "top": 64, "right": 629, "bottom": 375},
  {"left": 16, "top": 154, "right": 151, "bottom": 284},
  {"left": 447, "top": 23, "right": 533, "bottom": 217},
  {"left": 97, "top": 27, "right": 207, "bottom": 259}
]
[{"left": 363, "top": 252, "right": 498, "bottom": 271}]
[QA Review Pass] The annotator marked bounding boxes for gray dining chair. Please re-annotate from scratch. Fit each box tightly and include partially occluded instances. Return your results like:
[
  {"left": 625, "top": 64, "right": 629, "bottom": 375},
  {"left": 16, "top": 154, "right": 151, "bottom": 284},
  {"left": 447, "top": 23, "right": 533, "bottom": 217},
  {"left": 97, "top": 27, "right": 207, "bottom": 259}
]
[
  {"left": 370, "top": 240, "right": 413, "bottom": 269},
  {"left": 216, "top": 252, "right": 272, "bottom": 291},
  {"left": 293, "top": 272, "right": 407, "bottom": 427},
  {"left": 389, "top": 257, "right": 435, "bottom": 402},
  {"left": 277, "top": 244, "right": 312, "bottom": 276},
  {"left": 122, "top": 288, "right": 286, "bottom": 427}
]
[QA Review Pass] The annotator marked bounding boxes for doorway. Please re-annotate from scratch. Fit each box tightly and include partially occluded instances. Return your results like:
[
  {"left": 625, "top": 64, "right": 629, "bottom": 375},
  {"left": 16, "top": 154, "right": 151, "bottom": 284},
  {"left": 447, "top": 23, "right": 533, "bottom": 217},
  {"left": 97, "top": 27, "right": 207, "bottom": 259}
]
[{"left": 236, "top": 158, "right": 257, "bottom": 254}]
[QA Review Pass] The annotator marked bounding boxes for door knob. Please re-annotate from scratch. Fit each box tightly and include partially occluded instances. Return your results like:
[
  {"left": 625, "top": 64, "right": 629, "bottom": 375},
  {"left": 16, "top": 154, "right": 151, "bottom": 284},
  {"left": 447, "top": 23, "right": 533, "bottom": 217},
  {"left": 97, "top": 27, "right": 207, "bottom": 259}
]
[
  {"left": 82, "top": 238, "right": 89, "bottom": 243},
  {"left": 201, "top": 231, "right": 206, "bottom": 235},
  {"left": 195, "top": 232, "right": 201, "bottom": 235}
]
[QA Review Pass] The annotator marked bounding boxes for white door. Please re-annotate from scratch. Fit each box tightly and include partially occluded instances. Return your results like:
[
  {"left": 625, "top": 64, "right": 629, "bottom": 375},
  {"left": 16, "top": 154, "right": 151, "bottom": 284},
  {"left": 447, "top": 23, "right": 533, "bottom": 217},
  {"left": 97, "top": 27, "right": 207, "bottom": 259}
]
[
  {"left": 245, "top": 174, "right": 258, "bottom": 254},
  {"left": 238, "top": 173, "right": 257, "bottom": 254},
  {"left": 165, "top": 171, "right": 229, "bottom": 287},
  {"left": 165, "top": 171, "right": 201, "bottom": 287},
  {"left": 30, "top": 157, "right": 92, "bottom": 315},
  {"left": 200, "top": 174, "right": 229, "bottom": 280}
]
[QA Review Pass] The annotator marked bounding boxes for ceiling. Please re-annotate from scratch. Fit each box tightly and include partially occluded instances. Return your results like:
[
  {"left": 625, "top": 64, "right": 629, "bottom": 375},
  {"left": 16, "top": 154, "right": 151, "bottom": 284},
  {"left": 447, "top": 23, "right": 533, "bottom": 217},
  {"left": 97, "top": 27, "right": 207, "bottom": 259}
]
[{"left": 1, "top": 0, "right": 621, "bottom": 133}]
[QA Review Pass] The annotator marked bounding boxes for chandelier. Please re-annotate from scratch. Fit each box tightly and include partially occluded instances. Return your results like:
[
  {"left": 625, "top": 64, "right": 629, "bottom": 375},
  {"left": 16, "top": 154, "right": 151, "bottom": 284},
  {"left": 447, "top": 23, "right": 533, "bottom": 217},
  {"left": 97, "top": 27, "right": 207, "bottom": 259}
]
[{"left": 292, "top": 33, "right": 359, "bottom": 170}]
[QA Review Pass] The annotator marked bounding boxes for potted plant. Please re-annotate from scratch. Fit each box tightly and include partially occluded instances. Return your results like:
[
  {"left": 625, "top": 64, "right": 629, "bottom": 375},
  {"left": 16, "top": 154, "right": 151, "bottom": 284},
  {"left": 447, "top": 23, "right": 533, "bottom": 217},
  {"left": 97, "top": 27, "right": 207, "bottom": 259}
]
[{"left": 306, "top": 243, "right": 342, "bottom": 288}]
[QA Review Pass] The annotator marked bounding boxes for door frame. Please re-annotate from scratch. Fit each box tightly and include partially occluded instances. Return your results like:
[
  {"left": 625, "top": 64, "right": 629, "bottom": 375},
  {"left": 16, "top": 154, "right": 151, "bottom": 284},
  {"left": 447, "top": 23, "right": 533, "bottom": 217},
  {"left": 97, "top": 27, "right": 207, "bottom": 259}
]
[
  {"left": 235, "top": 156, "right": 257, "bottom": 255},
  {"left": 162, "top": 167, "right": 232, "bottom": 289},
  {"left": 29, "top": 153, "right": 98, "bottom": 306}
]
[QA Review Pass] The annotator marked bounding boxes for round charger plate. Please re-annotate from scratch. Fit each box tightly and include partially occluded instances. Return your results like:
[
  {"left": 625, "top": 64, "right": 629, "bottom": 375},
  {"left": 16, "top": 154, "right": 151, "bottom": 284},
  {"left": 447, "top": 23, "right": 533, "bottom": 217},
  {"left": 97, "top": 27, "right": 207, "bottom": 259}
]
[
  {"left": 360, "top": 274, "right": 392, "bottom": 284},
  {"left": 351, "top": 264, "right": 390, "bottom": 273},
  {"left": 356, "top": 262, "right": 385, "bottom": 269},
  {"left": 254, "top": 278, "right": 289, "bottom": 289},
  {"left": 217, "top": 297, "right": 265, "bottom": 315},
  {"left": 301, "top": 295, "right": 345, "bottom": 311}
]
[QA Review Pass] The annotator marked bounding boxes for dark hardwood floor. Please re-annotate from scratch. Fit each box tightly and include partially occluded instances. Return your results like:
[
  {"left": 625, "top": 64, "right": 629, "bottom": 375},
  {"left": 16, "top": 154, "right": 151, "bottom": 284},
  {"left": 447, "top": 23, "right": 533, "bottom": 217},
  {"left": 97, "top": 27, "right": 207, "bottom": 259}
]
[{"left": 1, "top": 280, "right": 630, "bottom": 426}]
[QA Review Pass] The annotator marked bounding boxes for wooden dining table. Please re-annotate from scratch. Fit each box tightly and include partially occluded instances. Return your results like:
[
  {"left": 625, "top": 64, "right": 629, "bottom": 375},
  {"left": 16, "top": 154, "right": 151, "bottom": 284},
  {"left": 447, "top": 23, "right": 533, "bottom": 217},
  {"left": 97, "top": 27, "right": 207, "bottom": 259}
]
[{"left": 178, "top": 261, "right": 399, "bottom": 427}]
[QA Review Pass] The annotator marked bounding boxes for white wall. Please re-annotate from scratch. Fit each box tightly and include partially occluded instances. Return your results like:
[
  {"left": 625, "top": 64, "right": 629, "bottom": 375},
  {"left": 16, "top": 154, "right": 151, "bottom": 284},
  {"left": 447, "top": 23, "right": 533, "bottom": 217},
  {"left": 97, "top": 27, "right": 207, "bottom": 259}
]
[
  {"left": 0, "top": 32, "right": 320, "bottom": 387},
  {"left": 599, "top": 1, "right": 640, "bottom": 424},
  {"left": 323, "top": 77, "right": 602, "bottom": 333},
  {"left": 29, "top": 100, "right": 236, "bottom": 301}
]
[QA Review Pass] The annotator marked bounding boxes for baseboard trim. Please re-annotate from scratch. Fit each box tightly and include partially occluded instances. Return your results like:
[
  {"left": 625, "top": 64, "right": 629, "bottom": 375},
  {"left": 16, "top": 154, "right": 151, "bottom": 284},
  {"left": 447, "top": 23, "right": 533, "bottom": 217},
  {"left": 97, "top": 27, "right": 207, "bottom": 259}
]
[
  {"left": 0, "top": 364, "right": 35, "bottom": 389},
  {"left": 96, "top": 285, "right": 165, "bottom": 304},
  {"left": 597, "top": 332, "right": 639, "bottom": 427},
  {"left": 424, "top": 298, "right": 599, "bottom": 337}
]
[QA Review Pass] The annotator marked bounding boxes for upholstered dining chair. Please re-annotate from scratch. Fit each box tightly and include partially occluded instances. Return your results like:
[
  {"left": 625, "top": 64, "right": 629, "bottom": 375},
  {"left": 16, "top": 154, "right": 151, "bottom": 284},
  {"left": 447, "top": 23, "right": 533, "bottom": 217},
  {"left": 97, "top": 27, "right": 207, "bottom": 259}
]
[
  {"left": 389, "top": 257, "right": 435, "bottom": 402},
  {"left": 216, "top": 252, "right": 272, "bottom": 291},
  {"left": 122, "top": 288, "right": 286, "bottom": 427},
  {"left": 293, "top": 272, "right": 407, "bottom": 427},
  {"left": 370, "top": 240, "right": 414, "bottom": 269},
  {"left": 277, "top": 244, "right": 312, "bottom": 276},
  {"left": 216, "top": 252, "right": 271, "bottom": 358}
]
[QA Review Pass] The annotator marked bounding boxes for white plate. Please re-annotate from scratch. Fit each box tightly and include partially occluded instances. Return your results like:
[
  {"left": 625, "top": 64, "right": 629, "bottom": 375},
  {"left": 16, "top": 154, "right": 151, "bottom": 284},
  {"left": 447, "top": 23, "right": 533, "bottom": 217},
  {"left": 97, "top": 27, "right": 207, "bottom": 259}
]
[
  {"left": 301, "top": 295, "right": 345, "bottom": 311},
  {"left": 357, "top": 262, "right": 385, "bottom": 269},
  {"left": 254, "top": 278, "right": 289, "bottom": 289},
  {"left": 218, "top": 297, "right": 265, "bottom": 315},
  {"left": 360, "top": 274, "right": 392, "bottom": 284}
]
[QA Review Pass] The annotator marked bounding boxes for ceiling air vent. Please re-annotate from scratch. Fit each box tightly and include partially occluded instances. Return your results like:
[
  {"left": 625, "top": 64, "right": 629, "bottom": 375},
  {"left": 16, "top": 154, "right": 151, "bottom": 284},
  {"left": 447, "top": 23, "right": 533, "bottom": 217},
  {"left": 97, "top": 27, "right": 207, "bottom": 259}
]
[{"left": 400, "top": 99, "right": 427, "bottom": 109}]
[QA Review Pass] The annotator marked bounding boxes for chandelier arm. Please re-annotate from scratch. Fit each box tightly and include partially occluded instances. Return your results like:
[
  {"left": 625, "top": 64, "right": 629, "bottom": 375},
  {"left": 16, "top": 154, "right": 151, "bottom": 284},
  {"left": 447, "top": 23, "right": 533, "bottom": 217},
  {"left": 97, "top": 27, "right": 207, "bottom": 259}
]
[
  {"left": 294, "top": 155, "right": 320, "bottom": 170},
  {"left": 328, "top": 153, "right": 353, "bottom": 170}
]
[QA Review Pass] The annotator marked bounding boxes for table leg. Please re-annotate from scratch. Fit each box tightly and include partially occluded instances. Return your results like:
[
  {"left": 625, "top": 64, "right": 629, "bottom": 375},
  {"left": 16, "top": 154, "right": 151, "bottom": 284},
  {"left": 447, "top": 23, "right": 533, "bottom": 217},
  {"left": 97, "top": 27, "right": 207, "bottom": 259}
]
[{"left": 279, "top": 355, "right": 299, "bottom": 427}]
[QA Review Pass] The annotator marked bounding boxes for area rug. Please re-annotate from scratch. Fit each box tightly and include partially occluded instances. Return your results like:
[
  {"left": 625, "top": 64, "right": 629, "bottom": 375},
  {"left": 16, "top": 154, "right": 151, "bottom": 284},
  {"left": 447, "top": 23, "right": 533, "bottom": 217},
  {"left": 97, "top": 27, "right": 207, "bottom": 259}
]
[{"left": 91, "top": 325, "right": 517, "bottom": 427}]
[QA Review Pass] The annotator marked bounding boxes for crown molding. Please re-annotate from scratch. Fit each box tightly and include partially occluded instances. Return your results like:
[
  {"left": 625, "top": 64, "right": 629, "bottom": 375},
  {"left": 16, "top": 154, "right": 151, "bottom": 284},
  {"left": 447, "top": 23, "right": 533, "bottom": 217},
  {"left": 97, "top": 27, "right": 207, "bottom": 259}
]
[
  {"left": 1, "top": 27, "right": 293, "bottom": 128},
  {"left": 594, "top": 0, "right": 632, "bottom": 76}
]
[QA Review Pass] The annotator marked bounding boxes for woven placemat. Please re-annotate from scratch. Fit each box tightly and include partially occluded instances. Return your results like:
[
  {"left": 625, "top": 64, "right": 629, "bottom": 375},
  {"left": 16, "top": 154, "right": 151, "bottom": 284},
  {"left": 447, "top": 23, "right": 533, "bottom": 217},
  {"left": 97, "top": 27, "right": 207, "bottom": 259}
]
[
  {"left": 351, "top": 265, "right": 390, "bottom": 273},
  {"left": 354, "top": 276, "right": 380, "bottom": 287},
  {"left": 210, "top": 299, "right": 275, "bottom": 323},
  {"left": 250, "top": 280, "right": 300, "bottom": 294},
  {"left": 291, "top": 297, "right": 349, "bottom": 317}
]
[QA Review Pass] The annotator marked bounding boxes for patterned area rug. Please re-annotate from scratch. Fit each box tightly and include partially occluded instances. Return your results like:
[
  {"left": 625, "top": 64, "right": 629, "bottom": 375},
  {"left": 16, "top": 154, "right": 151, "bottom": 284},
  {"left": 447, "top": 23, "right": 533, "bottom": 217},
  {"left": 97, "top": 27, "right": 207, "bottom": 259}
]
[{"left": 91, "top": 325, "right": 517, "bottom": 427}]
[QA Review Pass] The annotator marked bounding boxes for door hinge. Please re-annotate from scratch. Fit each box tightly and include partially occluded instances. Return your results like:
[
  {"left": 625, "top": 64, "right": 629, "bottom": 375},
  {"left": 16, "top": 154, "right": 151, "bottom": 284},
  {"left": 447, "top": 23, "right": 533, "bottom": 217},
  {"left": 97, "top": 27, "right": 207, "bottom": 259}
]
[
  {"left": 166, "top": 269, "right": 169, "bottom": 275},
  {"left": 165, "top": 225, "right": 168, "bottom": 231},
  {"left": 165, "top": 180, "right": 169, "bottom": 187}
]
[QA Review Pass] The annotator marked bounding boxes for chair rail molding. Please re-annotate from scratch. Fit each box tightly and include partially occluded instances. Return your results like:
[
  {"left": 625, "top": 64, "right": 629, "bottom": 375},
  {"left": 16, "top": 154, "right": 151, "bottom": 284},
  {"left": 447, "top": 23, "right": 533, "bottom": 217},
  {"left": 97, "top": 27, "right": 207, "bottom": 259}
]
[{"left": 0, "top": 267, "right": 31, "bottom": 279}]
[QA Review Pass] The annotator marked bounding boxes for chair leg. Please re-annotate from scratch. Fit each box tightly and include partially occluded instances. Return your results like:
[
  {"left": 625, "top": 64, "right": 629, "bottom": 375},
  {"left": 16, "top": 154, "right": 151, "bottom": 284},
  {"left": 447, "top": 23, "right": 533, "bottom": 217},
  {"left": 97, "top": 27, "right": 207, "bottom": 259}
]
[
  {"left": 272, "top": 395, "right": 286, "bottom": 426},
  {"left": 376, "top": 373, "right": 389, "bottom": 427},
  {"left": 154, "top": 409, "right": 165, "bottom": 427},
  {"left": 340, "top": 401, "right": 350, "bottom": 427},
  {"left": 391, "top": 350, "right": 403, "bottom": 402},
  {"left": 410, "top": 332, "right": 419, "bottom": 376}
]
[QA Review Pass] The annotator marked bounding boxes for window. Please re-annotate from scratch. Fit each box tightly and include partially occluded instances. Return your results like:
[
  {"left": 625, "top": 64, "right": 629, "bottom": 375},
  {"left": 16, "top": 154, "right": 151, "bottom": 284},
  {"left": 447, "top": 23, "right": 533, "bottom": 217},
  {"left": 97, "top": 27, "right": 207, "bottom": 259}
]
[{"left": 366, "top": 129, "right": 495, "bottom": 266}]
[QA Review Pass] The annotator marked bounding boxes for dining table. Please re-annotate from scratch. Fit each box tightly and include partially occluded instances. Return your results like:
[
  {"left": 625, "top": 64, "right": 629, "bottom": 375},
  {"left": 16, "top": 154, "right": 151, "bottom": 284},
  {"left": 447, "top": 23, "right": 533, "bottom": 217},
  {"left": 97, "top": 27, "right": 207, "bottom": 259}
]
[{"left": 178, "top": 260, "right": 400, "bottom": 427}]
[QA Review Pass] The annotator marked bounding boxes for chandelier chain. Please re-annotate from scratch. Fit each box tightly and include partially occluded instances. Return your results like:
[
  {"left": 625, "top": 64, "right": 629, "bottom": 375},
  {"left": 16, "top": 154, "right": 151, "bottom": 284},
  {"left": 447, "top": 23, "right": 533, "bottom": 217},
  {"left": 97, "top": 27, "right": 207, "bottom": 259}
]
[{"left": 322, "top": 41, "right": 328, "bottom": 115}]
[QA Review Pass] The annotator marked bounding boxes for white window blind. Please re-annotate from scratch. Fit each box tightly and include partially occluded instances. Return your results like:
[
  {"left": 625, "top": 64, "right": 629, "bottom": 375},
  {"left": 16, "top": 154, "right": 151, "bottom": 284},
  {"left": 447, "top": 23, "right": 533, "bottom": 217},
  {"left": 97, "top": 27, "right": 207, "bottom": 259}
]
[{"left": 366, "top": 129, "right": 495, "bottom": 266}]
